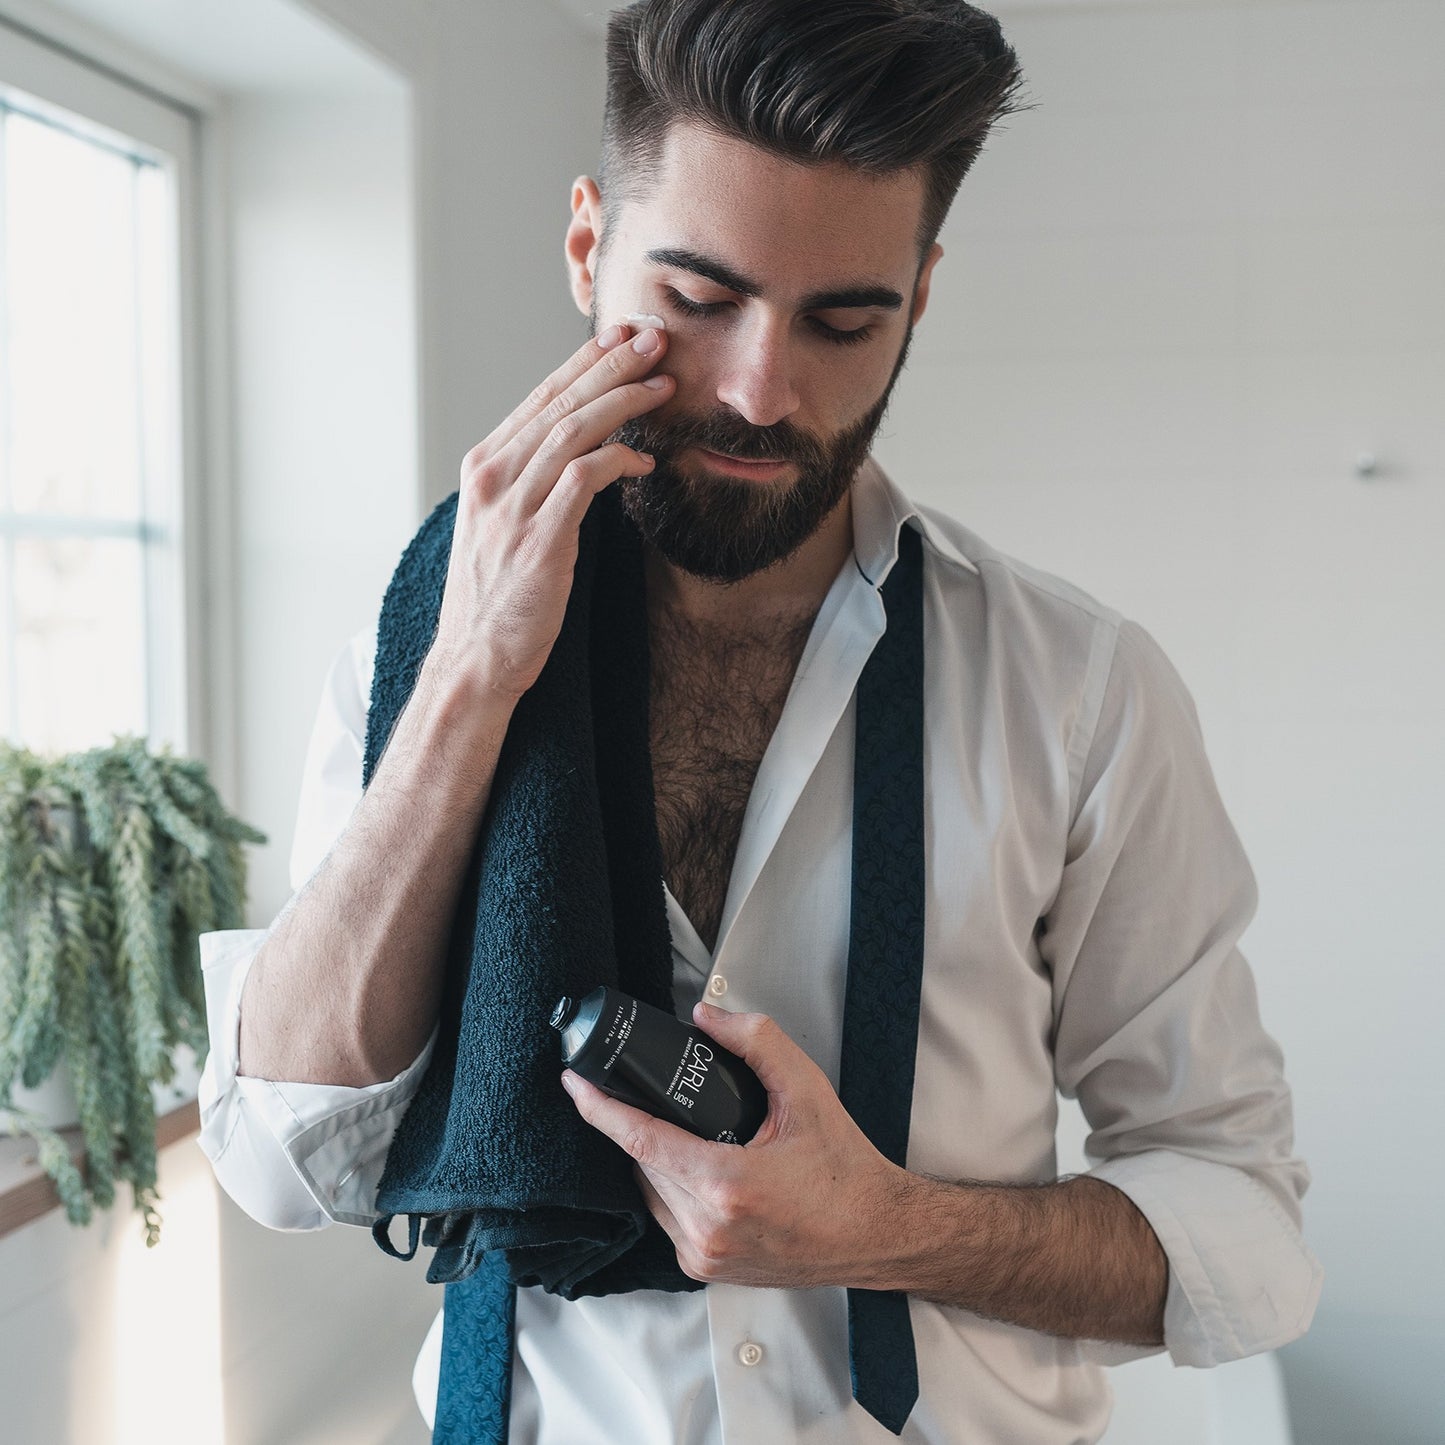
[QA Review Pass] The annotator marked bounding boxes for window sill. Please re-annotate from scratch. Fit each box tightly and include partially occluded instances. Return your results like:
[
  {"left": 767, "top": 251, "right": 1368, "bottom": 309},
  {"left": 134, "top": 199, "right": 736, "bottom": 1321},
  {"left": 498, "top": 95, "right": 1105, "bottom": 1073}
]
[{"left": 0, "top": 1099, "right": 200, "bottom": 1240}]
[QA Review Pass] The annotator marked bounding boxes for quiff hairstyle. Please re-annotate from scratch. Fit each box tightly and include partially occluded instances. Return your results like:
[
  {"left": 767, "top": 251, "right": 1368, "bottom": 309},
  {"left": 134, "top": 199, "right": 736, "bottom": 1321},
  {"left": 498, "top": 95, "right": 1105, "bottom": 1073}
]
[{"left": 600, "top": 0, "right": 1025, "bottom": 261}]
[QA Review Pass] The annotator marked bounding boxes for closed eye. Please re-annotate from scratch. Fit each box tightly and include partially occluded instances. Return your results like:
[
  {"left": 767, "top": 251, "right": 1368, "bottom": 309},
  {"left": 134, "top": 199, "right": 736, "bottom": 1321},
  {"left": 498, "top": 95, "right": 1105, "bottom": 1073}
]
[
  {"left": 662, "top": 286, "right": 874, "bottom": 348},
  {"left": 809, "top": 317, "right": 874, "bottom": 347},
  {"left": 662, "top": 286, "right": 727, "bottom": 319}
]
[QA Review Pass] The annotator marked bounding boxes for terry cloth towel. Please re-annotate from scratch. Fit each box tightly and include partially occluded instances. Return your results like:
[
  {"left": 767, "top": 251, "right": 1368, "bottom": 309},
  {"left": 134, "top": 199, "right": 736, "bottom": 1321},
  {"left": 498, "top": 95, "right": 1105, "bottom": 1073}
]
[{"left": 362, "top": 482, "right": 926, "bottom": 1439}]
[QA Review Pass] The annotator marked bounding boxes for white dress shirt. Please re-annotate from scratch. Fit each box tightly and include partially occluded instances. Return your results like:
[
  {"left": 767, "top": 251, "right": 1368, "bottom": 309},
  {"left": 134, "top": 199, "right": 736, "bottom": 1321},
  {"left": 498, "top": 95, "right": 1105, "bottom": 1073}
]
[{"left": 198, "top": 457, "right": 1322, "bottom": 1444}]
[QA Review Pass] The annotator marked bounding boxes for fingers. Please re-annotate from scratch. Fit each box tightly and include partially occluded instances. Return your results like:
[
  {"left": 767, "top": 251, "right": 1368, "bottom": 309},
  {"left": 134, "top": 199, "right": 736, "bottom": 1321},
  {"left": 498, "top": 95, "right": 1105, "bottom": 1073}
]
[
  {"left": 531, "top": 440, "right": 655, "bottom": 545},
  {"left": 500, "top": 341, "right": 670, "bottom": 497},
  {"left": 561, "top": 1070, "right": 711, "bottom": 1186},
  {"left": 484, "top": 324, "right": 670, "bottom": 470},
  {"left": 634, "top": 1166, "right": 686, "bottom": 1241},
  {"left": 513, "top": 376, "right": 669, "bottom": 516},
  {"left": 691, "top": 1003, "right": 822, "bottom": 1100},
  {"left": 477, "top": 322, "right": 634, "bottom": 455}
]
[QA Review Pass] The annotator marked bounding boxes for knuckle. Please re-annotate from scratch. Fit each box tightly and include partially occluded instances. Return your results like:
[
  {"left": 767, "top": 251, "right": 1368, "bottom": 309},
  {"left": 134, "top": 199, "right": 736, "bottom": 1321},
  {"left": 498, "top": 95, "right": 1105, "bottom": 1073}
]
[
  {"left": 523, "top": 377, "right": 557, "bottom": 415},
  {"left": 463, "top": 454, "right": 506, "bottom": 496},
  {"left": 608, "top": 342, "right": 643, "bottom": 375},
  {"left": 557, "top": 457, "right": 592, "bottom": 492},
  {"left": 743, "top": 1012, "right": 774, "bottom": 1042},
  {"left": 694, "top": 1225, "right": 733, "bottom": 1270},
  {"left": 549, "top": 415, "right": 584, "bottom": 452},
  {"left": 536, "top": 390, "right": 573, "bottom": 433},
  {"left": 712, "top": 1181, "right": 752, "bottom": 1225},
  {"left": 621, "top": 1126, "right": 653, "bottom": 1167},
  {"left": 677, "top": 1248, "right": 710, "bottom": 1283}
]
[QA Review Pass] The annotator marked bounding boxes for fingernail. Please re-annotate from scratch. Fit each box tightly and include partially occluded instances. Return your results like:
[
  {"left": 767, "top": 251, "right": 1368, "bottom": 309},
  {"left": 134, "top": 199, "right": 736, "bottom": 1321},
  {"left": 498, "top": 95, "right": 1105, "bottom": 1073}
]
[
  {"left": 560, "top": 1071, "right": 578, "bottom": 1095},
  {"left": 695, "top": 1001, "right": 722, "bottom": 1019},
  {"left": 597, "top": 324, "right": 625, "bottom": 350},
  {"left": 632, "top": 328, "right": 661, "bottom": 355},
  {"left": 641, "top": 374, "right": 670, "bottom": 389}
]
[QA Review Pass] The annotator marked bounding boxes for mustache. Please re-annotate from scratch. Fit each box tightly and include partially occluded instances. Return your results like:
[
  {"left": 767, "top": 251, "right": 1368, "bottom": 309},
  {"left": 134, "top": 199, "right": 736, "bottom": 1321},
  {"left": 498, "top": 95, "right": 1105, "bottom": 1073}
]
[{"left": 615, "top": 410, "right": 830, "bottom": 470}]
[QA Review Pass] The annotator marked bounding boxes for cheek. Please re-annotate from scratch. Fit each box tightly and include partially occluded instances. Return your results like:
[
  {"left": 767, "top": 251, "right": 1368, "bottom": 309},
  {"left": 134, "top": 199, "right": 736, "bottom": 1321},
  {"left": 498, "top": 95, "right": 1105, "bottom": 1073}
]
[
  {"left": 660, "top": 321, "right": 897, "bottom": 431},
  {"left": 653, "top": 324, "right": 719, "bottom": 407}
]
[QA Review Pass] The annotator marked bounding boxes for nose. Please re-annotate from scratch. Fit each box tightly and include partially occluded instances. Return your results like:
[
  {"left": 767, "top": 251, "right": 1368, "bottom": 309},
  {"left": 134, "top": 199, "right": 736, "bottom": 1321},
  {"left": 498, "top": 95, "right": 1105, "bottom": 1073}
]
[{"left": 714, "top": 315, "right": 801, "bottom": 429}]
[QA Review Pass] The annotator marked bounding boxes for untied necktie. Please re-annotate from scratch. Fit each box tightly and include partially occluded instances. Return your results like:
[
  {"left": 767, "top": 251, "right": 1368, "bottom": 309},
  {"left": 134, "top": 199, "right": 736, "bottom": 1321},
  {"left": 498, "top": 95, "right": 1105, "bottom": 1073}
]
[{"left": 838, "top": 520, "right": 926, "bottom": 1435}]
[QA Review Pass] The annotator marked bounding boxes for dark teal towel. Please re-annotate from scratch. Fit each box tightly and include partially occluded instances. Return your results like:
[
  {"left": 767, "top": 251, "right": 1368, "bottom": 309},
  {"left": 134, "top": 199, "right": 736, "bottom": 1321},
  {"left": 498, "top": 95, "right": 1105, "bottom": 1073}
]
[
  {"left": 363, "top": 485, "right": 926, "bottom": 1439},
  {"left": 364, "top": 486, "right": 694, "bottom": 1296}
]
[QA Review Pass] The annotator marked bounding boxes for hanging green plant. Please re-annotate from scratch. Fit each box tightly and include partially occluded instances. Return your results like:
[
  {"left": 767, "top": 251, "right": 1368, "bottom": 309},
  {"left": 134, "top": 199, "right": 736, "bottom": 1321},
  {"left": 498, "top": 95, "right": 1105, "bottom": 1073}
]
[{"left": 0, "top": 734, "right": 266, "bottom": 1245}]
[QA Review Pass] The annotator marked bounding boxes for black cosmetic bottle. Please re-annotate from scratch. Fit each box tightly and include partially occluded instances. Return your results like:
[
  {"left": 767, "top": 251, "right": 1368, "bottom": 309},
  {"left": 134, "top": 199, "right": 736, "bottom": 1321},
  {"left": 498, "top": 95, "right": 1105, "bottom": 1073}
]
[{"left": 550, "top": 986, "right": 768, "bottom": 1145}]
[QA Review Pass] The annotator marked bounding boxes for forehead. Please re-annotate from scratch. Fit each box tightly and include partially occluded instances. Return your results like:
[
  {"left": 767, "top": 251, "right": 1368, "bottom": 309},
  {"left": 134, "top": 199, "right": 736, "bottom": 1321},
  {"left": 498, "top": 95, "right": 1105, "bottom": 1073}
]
[{"left": 615, "top": 121, "right": 927, "bottom": 290}]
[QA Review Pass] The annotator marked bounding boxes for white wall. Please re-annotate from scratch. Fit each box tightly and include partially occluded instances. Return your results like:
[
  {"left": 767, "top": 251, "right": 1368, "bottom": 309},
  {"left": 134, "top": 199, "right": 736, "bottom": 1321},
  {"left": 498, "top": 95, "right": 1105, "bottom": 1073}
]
[
  {"left": 225, "top": 86, "right": 418, "bottom": 913},
  {"left": 873, "top": 3, "right": 1444, "bottom": 1442}
]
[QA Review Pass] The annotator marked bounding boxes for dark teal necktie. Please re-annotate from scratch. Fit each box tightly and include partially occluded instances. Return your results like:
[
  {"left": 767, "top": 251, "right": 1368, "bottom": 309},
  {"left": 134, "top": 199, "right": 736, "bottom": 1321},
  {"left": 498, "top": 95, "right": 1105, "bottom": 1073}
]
[{"left": 839, "top": 521, "right": 925, "bottom": 1435}]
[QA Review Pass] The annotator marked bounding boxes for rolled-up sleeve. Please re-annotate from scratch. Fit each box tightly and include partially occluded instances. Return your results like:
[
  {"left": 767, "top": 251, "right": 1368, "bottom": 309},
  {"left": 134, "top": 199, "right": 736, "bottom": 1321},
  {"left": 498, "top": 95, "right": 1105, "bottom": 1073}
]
[
  {"left": 1042, "top": 617, "right": 1323, "bottom": 1367},
  {"left": 196, "top": 623, "right": 436, "bottom": 1232}
]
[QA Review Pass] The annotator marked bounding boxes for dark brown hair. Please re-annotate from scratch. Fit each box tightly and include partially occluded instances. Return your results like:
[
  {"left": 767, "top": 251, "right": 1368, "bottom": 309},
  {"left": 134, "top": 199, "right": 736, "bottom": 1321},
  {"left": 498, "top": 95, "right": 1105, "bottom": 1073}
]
[{"left": 600, "top": 0, "right": 1026, "bottom": 259}]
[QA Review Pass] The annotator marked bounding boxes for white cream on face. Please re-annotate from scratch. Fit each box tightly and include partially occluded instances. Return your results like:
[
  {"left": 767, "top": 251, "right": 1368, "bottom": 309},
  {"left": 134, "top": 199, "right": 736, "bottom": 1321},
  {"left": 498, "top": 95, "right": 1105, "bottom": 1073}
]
[{"left": 620, "top": 312, "right": 667, "bottom": 331}]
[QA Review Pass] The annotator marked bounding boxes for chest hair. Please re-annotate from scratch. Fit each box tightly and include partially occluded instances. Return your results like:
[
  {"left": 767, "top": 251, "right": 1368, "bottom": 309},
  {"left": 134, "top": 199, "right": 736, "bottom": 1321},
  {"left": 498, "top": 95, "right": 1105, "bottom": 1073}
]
[{"left": 649, "top": 608, "right": 815, "bottom": 954}]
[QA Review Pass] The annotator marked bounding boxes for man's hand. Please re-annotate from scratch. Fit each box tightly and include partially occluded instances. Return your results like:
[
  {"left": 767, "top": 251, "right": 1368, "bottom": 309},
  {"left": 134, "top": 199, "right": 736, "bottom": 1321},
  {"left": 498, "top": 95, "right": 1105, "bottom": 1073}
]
[
  {"left": 565, "top": 1001, "right": 1169, "bottom": 1346},
  {"left": 561, "top": 1001, "right": 909, "bottom": 1290},
  {"left": 429, "top": 321, "right": 674, "bottom": 703}
]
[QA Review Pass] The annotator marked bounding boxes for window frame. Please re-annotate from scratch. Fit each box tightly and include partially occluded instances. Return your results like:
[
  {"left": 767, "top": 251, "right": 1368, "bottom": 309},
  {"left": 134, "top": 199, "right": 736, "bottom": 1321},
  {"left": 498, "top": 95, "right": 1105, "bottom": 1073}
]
[{"left": 0, "top": 16, "right": 203, "bottom": 755}]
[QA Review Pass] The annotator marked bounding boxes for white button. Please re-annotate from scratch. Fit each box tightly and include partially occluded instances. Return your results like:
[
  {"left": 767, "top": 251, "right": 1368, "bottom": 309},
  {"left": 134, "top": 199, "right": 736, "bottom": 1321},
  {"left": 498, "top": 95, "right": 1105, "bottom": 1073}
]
[
  {"left": 736, "top": 1340, "right": 764, "bottom": 1367},
  {"left": 707, "top": 975, "right": 728, "bottom": 998}
]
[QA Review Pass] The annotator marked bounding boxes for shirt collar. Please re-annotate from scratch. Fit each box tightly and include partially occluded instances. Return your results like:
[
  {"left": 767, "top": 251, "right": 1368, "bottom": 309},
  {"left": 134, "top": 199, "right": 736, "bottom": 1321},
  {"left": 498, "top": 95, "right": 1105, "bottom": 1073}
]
[{"left": 851, "top": 454, "right": 981, "bottom": 586}]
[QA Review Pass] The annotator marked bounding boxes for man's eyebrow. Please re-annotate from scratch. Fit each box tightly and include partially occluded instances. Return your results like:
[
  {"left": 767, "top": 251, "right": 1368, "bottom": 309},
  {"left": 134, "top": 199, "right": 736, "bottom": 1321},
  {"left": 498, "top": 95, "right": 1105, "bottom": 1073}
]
[
  {"left": 647, "top": 247, "right": 761, "bottom": 297},
  {"left": 645, "top": 247, "right": 904, "bottom": 313},
  {"left": 802, "top": 283, "right": 904, "bottom": 313}
]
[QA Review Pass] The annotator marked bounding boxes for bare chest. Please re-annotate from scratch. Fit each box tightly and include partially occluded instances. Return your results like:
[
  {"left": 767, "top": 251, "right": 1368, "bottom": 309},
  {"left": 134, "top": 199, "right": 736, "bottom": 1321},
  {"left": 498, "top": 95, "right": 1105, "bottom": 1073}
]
[{"left": 648, "top": 616, "right": 813, "bottom": 954}]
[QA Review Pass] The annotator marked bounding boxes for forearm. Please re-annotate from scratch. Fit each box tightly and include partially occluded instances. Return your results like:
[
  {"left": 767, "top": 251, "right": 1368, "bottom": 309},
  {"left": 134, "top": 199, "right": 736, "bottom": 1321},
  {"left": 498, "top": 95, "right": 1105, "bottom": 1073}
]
[
  {"left": 874, "top": 1171, "right": 1167, "bottom": 1347},
  {"left": 238, "top": 652, "right": 514, "bottom": 1087}
]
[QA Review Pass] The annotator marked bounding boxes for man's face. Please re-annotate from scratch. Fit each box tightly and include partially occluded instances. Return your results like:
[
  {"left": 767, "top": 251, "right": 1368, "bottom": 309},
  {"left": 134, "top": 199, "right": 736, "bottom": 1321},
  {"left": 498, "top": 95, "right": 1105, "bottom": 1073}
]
[{"left": 577, "top": 122, "right": 939, "bottom": 584}]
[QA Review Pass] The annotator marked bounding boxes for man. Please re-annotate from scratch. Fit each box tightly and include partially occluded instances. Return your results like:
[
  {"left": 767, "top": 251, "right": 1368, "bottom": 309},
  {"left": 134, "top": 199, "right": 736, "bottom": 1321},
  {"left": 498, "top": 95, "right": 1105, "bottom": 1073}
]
[{"left": 198, "top": 2, "right": 1322, "bottom": 1441}]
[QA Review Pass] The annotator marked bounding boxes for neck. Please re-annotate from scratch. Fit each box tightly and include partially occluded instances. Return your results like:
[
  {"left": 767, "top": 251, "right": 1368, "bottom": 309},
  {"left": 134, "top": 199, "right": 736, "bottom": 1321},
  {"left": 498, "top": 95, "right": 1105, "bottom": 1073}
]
[{"left": 644, "top": 484, "right": 856, "bottom": 634}]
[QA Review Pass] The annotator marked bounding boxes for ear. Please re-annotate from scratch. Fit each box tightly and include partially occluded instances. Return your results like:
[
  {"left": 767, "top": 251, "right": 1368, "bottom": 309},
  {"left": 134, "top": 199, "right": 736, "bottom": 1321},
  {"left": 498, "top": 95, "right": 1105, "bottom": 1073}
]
[
  {"left": 565, "top": 175, "right": 605, "bottom": 319},
  {"left": 909, "top": 242, "right": 944, "bottom": 327}
]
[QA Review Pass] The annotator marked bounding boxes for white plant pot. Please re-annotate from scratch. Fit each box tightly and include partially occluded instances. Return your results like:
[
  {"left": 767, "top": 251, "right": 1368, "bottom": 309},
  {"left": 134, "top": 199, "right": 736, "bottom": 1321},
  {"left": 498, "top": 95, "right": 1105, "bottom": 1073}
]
[{"left": 7, "top": 1042, "right": 204, "bottom": 1131}]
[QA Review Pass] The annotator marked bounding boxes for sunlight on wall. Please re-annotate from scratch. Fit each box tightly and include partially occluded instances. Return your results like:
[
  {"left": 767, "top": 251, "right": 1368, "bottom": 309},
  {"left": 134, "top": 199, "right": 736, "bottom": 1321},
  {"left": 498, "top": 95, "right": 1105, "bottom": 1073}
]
[{"left": 113, "top": 1145, "right": 224, "bottom": 1445}]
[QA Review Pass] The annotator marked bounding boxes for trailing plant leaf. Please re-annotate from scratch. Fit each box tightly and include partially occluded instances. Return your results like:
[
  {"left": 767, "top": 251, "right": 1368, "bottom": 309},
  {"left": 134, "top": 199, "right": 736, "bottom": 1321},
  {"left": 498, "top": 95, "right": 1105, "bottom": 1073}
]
[
  {"left": 13, "top": 848, "right": 62, "bottom": 1092},
  {"left": 55, "top": 868, "right": 115, "bottom": 1211},
  {"left": 111, "top": 787, "right": 168, "bottom": 1081},
  {"left": 1, "top": 1106, "right": 91, "bottom": 1226},
  {"left": 0, "top": 735, "right": 265, "bottom": 1243}
]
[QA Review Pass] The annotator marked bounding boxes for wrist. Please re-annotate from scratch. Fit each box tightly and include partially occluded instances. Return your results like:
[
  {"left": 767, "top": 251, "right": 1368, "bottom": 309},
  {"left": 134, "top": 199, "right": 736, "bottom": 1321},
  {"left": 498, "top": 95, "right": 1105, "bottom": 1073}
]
[
  {"left": 417, "top": 644, "right": 524, "bottom": 724},
  {"left": 851, "top": 1164, "right": 951, "bottom": 1293}
]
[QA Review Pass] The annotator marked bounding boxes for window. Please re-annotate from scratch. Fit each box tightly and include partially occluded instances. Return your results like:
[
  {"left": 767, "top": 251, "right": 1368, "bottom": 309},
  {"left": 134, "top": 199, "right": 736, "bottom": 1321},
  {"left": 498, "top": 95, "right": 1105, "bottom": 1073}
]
[{"left": 0, "top": 19, "right": 198, "bottom": 756}]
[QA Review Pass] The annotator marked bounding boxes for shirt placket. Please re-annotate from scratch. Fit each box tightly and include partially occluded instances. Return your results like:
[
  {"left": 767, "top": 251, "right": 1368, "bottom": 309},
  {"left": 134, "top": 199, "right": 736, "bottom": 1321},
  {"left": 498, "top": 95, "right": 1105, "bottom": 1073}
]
[{"left": 686, "top": 560, "right": 889, "bottom": 1445}]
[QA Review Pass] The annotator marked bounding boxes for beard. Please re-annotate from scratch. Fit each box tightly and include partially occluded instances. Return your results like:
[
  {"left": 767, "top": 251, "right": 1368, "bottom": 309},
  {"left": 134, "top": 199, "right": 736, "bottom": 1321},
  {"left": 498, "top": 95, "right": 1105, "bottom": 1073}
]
[{"left": 594, "top": 308, "right": 915, "bottom": 584}]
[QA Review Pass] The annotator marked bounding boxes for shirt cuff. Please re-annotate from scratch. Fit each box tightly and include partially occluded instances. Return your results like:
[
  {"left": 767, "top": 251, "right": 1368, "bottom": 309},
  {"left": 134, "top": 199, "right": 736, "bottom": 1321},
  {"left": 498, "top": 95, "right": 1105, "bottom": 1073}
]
[
  {"left": 1085, "top": 1148, "right": 1323, "bottom": 1367},
  {"left": 196, "top": 927, "right": 437, "bottom": 1230}
]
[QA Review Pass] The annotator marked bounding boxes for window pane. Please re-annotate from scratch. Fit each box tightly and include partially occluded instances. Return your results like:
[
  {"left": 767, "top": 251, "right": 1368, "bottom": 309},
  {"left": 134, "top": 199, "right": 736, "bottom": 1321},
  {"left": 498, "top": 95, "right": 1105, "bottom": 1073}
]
[
  {"left": 14, "top": 535, "right": 145, "bottom": 754},
  {"left": 5, "top": 110, "right": 143, "bottom": 519}
]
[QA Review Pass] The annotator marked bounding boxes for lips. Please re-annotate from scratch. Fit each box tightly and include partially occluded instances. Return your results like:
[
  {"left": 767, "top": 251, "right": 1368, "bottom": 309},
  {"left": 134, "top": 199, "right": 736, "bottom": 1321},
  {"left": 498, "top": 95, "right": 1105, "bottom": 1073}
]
[{"left": 694, "top": 448, "right": 792, "bottom": 479}]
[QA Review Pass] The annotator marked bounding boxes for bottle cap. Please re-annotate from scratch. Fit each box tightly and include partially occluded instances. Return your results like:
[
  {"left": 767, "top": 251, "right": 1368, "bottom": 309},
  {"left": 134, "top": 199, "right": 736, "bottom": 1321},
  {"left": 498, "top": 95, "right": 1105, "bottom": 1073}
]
[{"left": 549, "top": 996, "right": 577, "bottom": 1032}]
